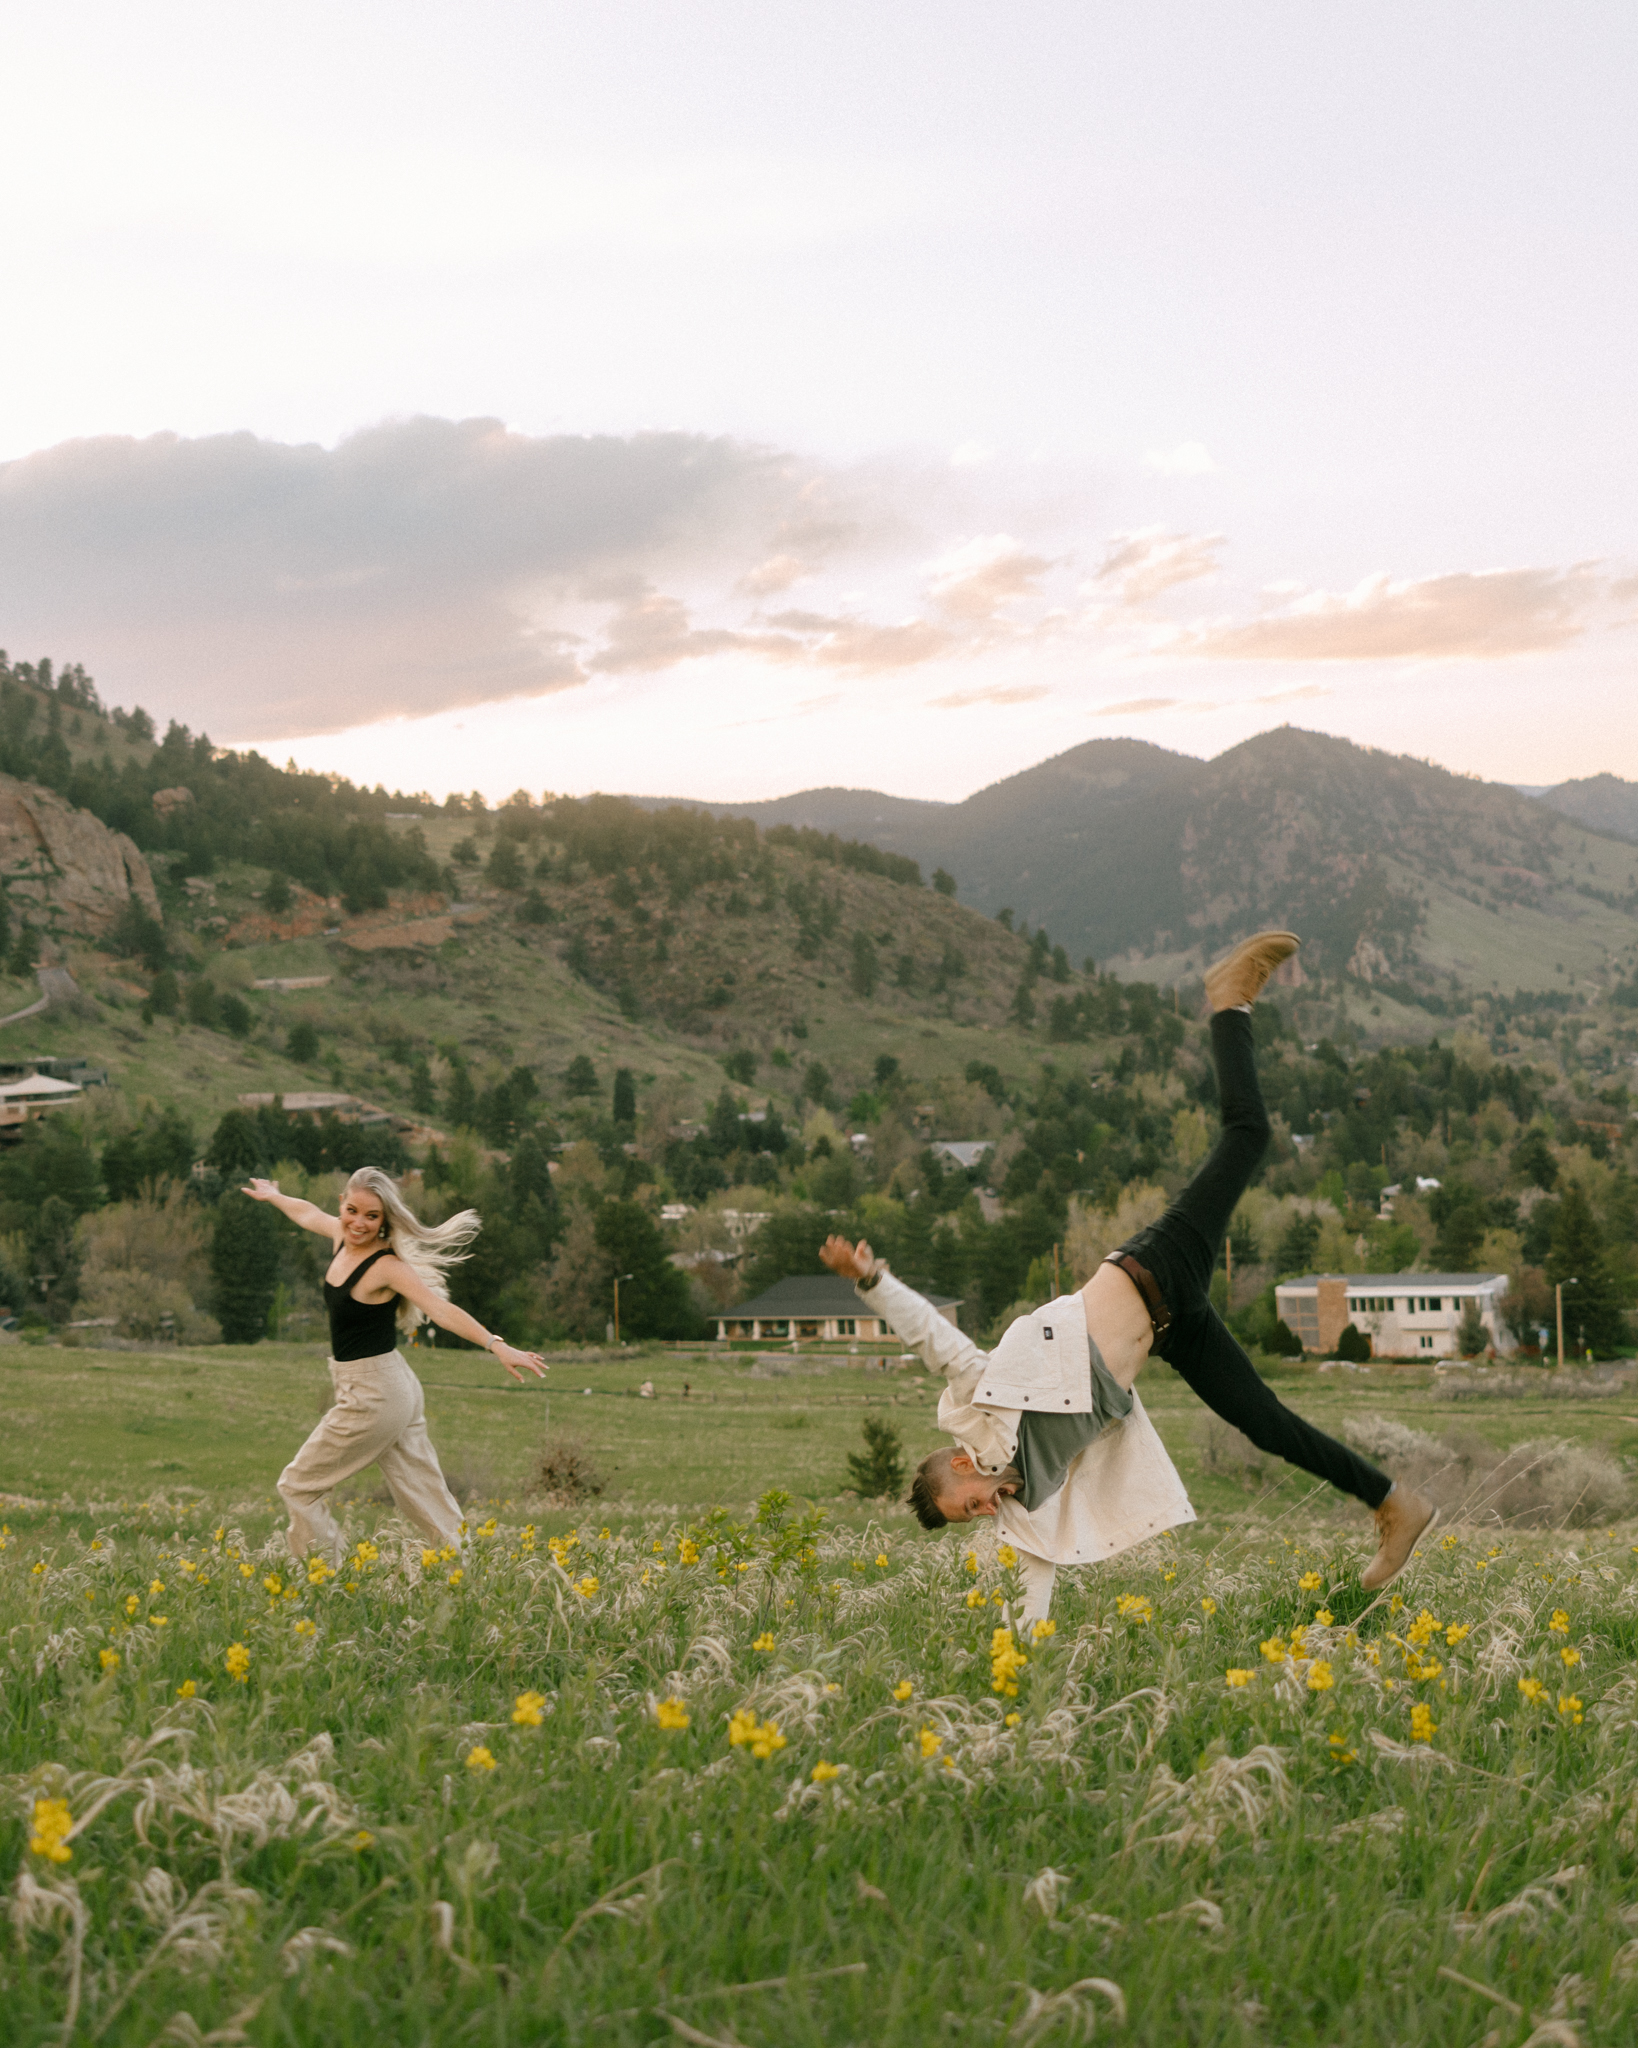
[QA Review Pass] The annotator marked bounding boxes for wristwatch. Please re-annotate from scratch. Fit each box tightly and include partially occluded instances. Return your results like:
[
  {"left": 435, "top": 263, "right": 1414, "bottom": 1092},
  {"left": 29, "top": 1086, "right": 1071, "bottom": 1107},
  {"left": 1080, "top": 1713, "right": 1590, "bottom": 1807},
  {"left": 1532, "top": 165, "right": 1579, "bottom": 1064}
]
[{"left": 856, "top": 1261, "right": 885, "bottom": 1292}]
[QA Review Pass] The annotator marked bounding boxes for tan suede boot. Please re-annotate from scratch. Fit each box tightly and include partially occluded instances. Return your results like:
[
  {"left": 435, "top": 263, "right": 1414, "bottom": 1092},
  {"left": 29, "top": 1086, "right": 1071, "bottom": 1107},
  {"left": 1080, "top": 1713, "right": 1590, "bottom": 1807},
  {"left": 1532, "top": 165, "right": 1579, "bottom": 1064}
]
[
  {"left": 1203, "top": 930, "right": 1300, "bottom": 1012},
  {"left": 1360, "top": 1482, "right": 1438, "bottom": 1591}
]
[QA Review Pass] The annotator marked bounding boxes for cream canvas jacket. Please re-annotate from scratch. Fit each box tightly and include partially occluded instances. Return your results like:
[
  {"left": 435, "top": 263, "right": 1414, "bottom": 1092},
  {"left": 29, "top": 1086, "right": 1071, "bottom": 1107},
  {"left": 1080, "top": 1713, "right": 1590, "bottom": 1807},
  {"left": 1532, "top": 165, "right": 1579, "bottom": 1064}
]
[{"left": 859, "top": 1270, "right": 1196, "bottom": 1621}]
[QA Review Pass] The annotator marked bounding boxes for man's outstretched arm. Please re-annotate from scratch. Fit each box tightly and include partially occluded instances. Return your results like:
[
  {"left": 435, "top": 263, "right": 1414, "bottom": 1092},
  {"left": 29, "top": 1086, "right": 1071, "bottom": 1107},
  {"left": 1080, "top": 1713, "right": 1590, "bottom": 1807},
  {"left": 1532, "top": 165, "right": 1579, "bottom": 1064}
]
[{"left": 819, "top": 1235, "right": 986, "bottom": 1385}]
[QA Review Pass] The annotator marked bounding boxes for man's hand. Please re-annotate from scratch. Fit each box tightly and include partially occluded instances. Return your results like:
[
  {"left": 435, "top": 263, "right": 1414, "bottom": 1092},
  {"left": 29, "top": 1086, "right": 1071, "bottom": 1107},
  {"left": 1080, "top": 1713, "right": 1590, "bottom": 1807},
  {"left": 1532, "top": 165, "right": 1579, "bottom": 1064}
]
[{"left": 820, "top": 1234, "right": 876, "bottom": 1282}]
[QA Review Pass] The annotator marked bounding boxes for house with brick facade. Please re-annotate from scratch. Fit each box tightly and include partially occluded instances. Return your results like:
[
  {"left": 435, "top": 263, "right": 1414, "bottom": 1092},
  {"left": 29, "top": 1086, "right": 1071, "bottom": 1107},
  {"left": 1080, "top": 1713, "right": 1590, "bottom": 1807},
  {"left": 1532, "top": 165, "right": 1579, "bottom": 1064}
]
[{"left": 1274, "top": 1272, "right": 1513, "bottom": 1359}]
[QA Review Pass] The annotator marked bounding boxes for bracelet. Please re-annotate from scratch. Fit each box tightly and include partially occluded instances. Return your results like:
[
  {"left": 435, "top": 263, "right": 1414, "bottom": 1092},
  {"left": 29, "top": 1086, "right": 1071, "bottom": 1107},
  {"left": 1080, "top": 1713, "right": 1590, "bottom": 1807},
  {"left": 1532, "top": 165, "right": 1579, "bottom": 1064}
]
[
  {"left": 487, "top": 1333, "right": 502, "bottom": 1353},
  {"left": 857, "top": 1262, "right": 885, "bottom": 1293}
]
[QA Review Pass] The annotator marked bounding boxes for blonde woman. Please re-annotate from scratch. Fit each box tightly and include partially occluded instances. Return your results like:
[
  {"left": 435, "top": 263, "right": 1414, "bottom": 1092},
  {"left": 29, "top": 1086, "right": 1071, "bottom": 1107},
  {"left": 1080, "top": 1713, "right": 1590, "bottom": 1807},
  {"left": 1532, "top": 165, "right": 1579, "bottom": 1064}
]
[{"left": 242, "top": 1166, "right": 546, "bottom": 1561}]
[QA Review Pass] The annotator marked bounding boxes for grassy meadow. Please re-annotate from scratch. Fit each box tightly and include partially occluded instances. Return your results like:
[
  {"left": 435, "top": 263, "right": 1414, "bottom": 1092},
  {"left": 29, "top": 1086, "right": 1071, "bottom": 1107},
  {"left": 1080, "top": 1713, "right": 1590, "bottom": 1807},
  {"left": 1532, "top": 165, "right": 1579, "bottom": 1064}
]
[{"left": 6, "top": 1344, "right": 1638, "bottom": 2042}]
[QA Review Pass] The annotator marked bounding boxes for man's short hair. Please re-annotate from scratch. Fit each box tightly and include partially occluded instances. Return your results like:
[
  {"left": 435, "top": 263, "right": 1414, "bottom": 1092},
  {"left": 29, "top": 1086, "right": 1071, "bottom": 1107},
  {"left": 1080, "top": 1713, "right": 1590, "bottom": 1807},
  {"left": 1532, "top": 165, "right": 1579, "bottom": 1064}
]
[{"left": 908, "top": 1447, "right": 959, "bottom": 1530}]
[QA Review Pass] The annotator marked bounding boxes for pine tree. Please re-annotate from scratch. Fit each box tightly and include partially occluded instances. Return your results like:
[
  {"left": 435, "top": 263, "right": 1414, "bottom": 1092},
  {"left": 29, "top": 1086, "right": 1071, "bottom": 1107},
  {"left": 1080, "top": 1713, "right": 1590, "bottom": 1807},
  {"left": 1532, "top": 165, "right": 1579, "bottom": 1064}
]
[
  {"left": 211, "top": 1193, "right": 281, "bottom": 1344},
  {"left": 846, "top": 1416, "right": 907, "bottom": 1499}
]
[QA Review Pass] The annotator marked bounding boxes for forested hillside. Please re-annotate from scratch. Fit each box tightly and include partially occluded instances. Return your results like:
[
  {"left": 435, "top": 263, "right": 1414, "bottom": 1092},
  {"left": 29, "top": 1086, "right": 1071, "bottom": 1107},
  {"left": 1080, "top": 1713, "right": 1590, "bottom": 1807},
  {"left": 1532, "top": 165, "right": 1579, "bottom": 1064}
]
[
  {"left": 0, "top": 647, "right": 1633, "bottom": 1364},
  {"left": 669, "top": 728, "right": 1638, "bottom": 998}
]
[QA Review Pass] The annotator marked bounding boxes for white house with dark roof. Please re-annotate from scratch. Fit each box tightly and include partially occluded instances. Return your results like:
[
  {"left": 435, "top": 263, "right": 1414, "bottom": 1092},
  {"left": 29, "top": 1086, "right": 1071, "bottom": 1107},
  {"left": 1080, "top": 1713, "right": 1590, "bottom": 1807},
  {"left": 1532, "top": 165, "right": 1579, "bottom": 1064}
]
[
  {"left": 715, "top": 1273, "right": 961, "bottom": 1342},
  {"left": 1275, "top": 1272, "right": 1513, "bottom": 1359}
]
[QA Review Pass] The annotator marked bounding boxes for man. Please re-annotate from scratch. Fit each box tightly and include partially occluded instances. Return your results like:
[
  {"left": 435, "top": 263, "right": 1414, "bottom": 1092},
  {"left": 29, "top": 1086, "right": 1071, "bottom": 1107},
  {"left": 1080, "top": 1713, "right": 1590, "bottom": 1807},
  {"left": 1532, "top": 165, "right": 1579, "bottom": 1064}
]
[{"left": 820, "top": 930, "right": 1435, "bottom": 1621}]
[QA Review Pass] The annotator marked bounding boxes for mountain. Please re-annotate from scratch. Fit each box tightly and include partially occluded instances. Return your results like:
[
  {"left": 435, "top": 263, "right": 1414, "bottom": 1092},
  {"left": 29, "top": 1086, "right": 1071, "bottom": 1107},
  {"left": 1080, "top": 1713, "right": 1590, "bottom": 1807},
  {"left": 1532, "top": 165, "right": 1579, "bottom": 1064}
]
[
  {"left": 1535, "top": 773, "right": 1638, "bottom": 843},
  {"left": 641, "top": 729, "right": 1638, "bottom": 997}
]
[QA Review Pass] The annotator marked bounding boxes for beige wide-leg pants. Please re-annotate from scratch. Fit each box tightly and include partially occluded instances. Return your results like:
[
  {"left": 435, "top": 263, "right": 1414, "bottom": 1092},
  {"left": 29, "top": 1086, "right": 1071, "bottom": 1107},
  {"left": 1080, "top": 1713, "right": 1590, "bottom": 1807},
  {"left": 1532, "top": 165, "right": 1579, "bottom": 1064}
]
[{"left": 276, "top": 1349, "right": 464, "bottom": 1562}]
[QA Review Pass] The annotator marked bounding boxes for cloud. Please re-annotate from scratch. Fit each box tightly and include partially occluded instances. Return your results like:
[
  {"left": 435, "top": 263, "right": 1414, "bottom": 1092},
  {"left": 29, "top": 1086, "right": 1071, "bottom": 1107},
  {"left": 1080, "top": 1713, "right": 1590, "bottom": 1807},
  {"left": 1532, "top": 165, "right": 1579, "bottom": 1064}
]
[
  {"left": 738, "top": 553, "right": 809, "bottom": 596},
  {"left": 1088, "top": 527, "right": 1223, "bottom": 608},
  {"left": 1144, "top": 441, "right": 1217, "bottom": 476},
  {"left": 0, "top": 416, "right": 822, "bottom": 737},
  {"left": 928, "top": 535, "right": 1053, "bottom": 622},
  {"left": 928, "top": 683, "right": 1051, "bottom": 709},
  {"left": 1092, "top": 696, "right": 1180, "bottom": 717},
  {"left": 1173, "top": 566, "right": 1601, "bottom": 661}
]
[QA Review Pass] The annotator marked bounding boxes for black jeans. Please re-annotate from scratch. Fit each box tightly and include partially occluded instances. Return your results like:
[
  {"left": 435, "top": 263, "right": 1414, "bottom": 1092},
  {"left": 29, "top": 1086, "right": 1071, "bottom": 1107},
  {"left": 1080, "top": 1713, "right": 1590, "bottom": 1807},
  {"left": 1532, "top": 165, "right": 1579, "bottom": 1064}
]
[{"left": 1117, "top": 1009, "right": 1392, "bottom": 1510}]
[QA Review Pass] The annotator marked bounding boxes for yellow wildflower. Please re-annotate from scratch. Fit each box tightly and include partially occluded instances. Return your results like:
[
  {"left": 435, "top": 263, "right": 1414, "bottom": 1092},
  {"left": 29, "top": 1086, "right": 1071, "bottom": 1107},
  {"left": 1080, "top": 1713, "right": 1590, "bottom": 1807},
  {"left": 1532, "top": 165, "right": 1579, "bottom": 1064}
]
[
  {"left": 752, "top": 1632, "right": 776, "bottom": 1651},
  {"left": 421, "top": 1549, "right": 439, "bottom": 1570},
  {"left": 293, "top": 1618, "right": 316, "bottom": 1638},
  {"left": 1313, "top": 1607, "right": 1334, "bottom": 1628},
  {"left": 1444, "top": 1622, "right": 1471, "bottom": 1647},
  {"left": 1225, "top": 1669, "right": 1255, "bottom": 1688},
  {"left": 964, "top": 1551, "right": 978, "bottom": 1576},
  {"left": 1115, "top": 1593, "right": 1153, "bottom": 1626},
  {"left": 599, "top": 1527, "right": 611, "bottom": 1541},
  {"left": 1549, "top": 1609, "right": 1570, "bottom": 1634},
  {"left": 1518, "top": 1676, "right": 1547, "bottom": 1704},
  {"left": 447, "top": 1570, "right": 464, "bottom": 1587},
  {"left": 875, "top": 1553, "right": 889, "bottom": 1569},
  {"left": 893, "top": 1681, "right": 913, "bottom": 1701},
  {"left": 1201, "top": 1597, "right": 1217, "bottom": 1616},
  {"left": 513, "top": 1691, "right": 547, "bottom": 1726},
  {"left": 655, "top": 1697, "right": 690, "bottom": 1730},
  {"left": 966, "top": 1589, "right": 987, "bottom": 1609},
  {"left": 678, "top": 1540, "right": 700, "bottom": 1565},
  {"left": 28, "top": 1798, "right": 73, "bottom": 1864},
  {"left": 997, "top": 1543, "right": 1018, "bottom": 1569},
  {"left": 1031, "top": 1618, "right": 1057, "bottom": 1643},
  {"left": 148, "top": 1578, "right": 165, "bottom": 1596},
  {"left": 176, "top": 1680, "right": 196, "bottom": 1699},
  {"left": 351, "top": 1830, "right": 374, "bottom": 1852},
  {"left": 811, "top": 1760, "right": 841, "bottom": 1783},
  {"left": 1328, "top": 1732, "right": 1358, "bottom": 1765},
  {"left": 1561, "top": 1645, "right": 1581, "bottom": 1668},
  {"left": 465, "top": 1745, "right": 497, "bottom": 1772},
  {"left": 239, "top": 1563, "right": 255, "bottom": 1579},
  {"left": 1306, "top": 1661, "right": 1335, "bottom": 1692},
  {"left": 30, "top": 1561, "right": 45, "bottom": 1576},
  {"left": 1409, "top": 1703, "right": 1437, "bottom": 1743},
  {"left": 1259, "top": 1637, "right": 1288, "bottom": 1664},
  {"left": 1405, "top": 1609, "right": 1440, "bottom": 1648},
  {"left": 1557, "top": 1693, "right": 1584, "bottom": 1725},
  {"left": 1005, "top": 1712, "right": 1022, "bottom": 1727},
  {"left": 354, "top": 1540, "right": 380, "bottom": 1566},
  {"left": 150, "top": 1616, "right": 168, "bottom": 1628},
  {"left": 919, "top": 1726, "right": 942, "bottom": 1758},
  {"left": 224, "top": 1642, "right": 251, "bottom": 1684},
  {"left": 99, "top": 1648, "right": 120, "bottom": 1673},
  {"left": 1298, "top": 1570, "right": 1323, "bottom": 1592},
  {"left": 124, "top": 1593, "right": 140, "bottom": 1617},
  {"left": 576, "top": 1575, "right": 598, "bottom": 1598}
]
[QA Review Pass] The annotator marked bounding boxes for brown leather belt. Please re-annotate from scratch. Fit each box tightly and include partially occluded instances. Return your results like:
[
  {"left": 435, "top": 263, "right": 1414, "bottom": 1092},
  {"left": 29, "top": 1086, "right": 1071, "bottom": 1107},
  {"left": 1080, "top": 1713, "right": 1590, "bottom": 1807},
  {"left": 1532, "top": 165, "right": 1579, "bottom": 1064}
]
[{"left": 1105, "top": 1252, "right": 1172, "bottom": 1344}]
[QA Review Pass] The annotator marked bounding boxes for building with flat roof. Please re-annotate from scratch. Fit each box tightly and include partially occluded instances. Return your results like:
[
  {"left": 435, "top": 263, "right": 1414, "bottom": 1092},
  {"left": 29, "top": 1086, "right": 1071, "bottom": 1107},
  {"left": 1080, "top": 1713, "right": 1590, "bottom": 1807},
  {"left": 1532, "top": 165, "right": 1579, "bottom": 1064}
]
[
  {"left": 714, "top": 1273, "right": 961, "bottom": 1343},
  {"left": 1275, "top": 1272, "right": 1513, "bottom": 1359}
]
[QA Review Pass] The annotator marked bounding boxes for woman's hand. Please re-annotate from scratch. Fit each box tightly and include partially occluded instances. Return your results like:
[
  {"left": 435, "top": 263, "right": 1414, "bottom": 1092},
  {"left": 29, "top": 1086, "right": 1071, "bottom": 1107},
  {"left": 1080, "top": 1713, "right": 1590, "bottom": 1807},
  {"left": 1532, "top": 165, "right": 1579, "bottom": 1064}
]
[
  {"left": 241, "top": 1178, "right": 282, "bottom": 1202},
  {"left": 819, "top": 1234, "right": 876, "bottom": 1282},
  {"left": 493, "top": 1341, "right": 548, "bottom": 1383}
]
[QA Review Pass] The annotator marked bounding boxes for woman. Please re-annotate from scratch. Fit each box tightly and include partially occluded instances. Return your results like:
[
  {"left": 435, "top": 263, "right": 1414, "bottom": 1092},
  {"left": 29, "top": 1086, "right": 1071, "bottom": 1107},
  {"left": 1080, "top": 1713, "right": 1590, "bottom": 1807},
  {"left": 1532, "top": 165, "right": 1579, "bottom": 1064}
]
[{"left": 242, "top": 1166, "right": 546, "bottom": 1561}]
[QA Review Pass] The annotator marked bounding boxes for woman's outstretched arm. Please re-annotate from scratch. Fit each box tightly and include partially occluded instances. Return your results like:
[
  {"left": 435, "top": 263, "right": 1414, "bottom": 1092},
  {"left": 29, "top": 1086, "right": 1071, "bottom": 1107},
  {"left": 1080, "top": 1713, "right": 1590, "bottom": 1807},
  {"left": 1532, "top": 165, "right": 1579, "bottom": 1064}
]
[
  {"left": 375, "top": 1256, "right": 547, "bottom": 1383},
  {"left": 241, "top": 1178, "right": 338, "bottom": 1239}
]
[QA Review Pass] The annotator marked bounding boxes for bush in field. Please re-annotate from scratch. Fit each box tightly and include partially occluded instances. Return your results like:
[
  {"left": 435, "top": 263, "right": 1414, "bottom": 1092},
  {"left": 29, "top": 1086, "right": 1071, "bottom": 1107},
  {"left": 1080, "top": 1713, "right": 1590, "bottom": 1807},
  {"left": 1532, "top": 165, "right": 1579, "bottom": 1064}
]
[
  {"left": 1335, "top": 1321, "right": 1372, "bottom": 1363},
  {"left": 1342, "top": 1411, "right": 1630, "bottom": 1527},
  {"left": 529, "top": 1436, "right": 605, "bottom": 1506},
  {"left": 1199, "top": 1413, "right": 1266, "bottom": 1488},
  {"left": 845, "top": 1415, "right": 906, "bottom": 1499},
  {"left": 78, "top": 1185, "right": 214, "bottom": 1339}
]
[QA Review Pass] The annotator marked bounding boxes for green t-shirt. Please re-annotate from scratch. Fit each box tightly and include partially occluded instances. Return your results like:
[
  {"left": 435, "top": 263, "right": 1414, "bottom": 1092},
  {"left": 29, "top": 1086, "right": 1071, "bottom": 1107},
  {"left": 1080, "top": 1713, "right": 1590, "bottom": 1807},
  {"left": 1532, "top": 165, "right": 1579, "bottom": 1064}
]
[{"left": 1010, "top": 1342, "right": 1133, "bottom": 1510}]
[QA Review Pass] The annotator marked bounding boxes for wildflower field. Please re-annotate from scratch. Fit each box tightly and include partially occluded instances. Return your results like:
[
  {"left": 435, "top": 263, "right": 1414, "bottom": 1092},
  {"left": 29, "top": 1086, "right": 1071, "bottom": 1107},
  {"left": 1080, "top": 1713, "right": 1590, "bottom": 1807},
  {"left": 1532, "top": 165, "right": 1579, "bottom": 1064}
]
[{"left": 7, "top": 1476, "right": 1638, "bottom": 2048}]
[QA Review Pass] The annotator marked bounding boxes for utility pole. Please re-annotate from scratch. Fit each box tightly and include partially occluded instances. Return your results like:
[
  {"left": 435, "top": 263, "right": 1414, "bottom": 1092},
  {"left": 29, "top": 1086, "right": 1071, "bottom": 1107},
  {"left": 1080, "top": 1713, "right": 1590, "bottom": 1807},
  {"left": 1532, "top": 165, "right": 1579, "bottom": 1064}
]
[
  {"left": 613, "top": 1272, "right": 634, "bottom": 1345},
  {"left": 1052, "top": 1242, "right": 1061, "bottom": 1296},
  {"left": 1555, "top": 1278, "right": 1577, "bottom": 1369}
]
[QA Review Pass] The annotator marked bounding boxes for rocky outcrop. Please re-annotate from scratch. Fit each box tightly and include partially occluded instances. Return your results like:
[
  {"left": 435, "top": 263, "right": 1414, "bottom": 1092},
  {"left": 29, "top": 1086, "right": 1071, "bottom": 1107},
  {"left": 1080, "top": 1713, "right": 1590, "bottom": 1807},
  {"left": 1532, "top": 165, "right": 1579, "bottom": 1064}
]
[{"left": 0, "top": 775, "right": 161, "bottom": 937}]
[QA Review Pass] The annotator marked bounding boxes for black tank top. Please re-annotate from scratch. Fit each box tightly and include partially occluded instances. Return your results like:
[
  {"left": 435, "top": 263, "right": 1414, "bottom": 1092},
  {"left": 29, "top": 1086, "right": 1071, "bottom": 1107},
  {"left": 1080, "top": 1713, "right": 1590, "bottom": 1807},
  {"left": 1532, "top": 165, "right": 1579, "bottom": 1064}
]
[{"left": 324, "top": 1247, "right": 401, "bottom": 1361}]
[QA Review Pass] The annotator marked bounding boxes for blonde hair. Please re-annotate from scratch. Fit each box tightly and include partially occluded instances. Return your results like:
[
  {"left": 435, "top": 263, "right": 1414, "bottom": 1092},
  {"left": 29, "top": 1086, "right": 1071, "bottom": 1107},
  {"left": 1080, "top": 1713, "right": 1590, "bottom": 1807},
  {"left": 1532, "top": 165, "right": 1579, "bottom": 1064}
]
[{"left": 345, "top": 1166, "right": 480, "bottom": 1336}]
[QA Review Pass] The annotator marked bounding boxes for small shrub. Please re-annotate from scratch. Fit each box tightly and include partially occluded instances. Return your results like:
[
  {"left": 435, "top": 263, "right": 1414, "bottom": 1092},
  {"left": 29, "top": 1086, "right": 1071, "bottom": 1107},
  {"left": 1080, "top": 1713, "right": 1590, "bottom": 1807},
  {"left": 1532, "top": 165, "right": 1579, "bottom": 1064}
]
[
  {"left": 1335, "top": 1321, "right": 1372, "bottom": 1363},
  {"left": 1199, "top": 1414, "right": 1266, "bottom": 1488},
  {"left": 846, "top": 1415, "right": 906, "bottom": 1499},
  {"left": 530, "top": 1436, "right": 606, "bottom": 1506},
  {"left": 1269, "top": 1317, "right": 1305, "bottom": 1358},
  {"left": 288, "top": 1019, "right": 320, "bottom": 1062}
]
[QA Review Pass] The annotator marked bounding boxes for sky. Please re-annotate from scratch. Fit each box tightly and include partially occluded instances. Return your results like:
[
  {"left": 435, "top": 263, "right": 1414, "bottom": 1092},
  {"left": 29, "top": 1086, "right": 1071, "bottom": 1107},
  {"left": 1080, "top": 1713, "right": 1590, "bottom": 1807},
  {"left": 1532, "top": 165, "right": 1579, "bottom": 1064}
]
[{"left": 1, "top": 3, "right": 1634, "bottom": 803}]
